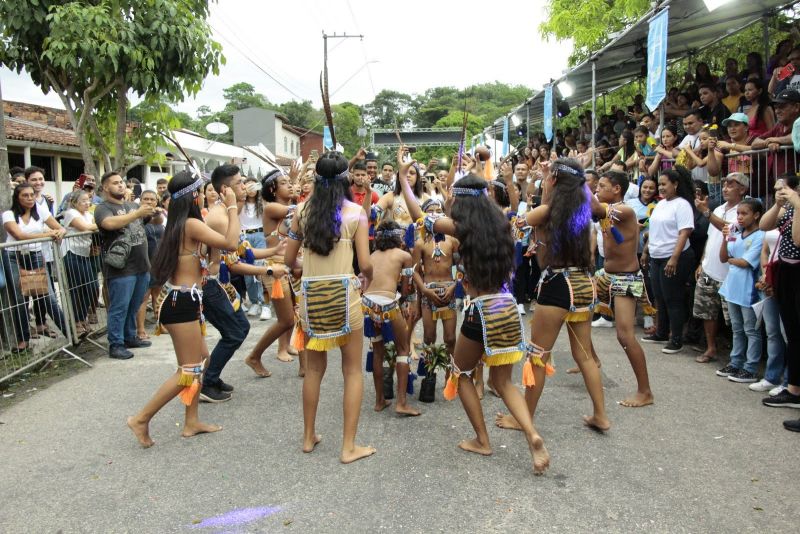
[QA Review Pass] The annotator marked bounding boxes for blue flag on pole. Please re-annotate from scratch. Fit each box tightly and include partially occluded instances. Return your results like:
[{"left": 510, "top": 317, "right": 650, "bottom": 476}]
[
  {"left": 502, "top": 117, "right": 509, "bottom": 157},
  {"left": 323, "top": 126, "right": 333, "bottom": 150},
  {"left": 646, "top": 8, "right": 669, "bottom": 111},
  {"left": 544, "top": 85, "right": 553, "bottom": 143}
]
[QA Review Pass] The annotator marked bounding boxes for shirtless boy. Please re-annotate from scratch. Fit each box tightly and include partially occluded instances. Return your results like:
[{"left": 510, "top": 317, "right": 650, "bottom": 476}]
[{"left": 363, "top": 220, "right": 419, "bottom": 416}]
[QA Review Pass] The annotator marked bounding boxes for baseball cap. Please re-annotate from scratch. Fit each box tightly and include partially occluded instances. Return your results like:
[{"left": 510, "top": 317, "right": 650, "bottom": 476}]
[
  {"left": 365, "top": 152, "right": 377, "bottom": 162},
  {"left": 725, "top": 172, "right": 750, "bottom": 188},
  {"left": 721, "top": 112, "right": 749, "bottom": 127},
  {"left": 773, "top": 89, "right": 800, "bottom": 104}
]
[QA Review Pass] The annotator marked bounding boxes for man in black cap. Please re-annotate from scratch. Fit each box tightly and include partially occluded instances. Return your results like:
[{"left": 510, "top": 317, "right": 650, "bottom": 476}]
[{"left": 751, "top": 89, "right": 800, "bottom": 195}]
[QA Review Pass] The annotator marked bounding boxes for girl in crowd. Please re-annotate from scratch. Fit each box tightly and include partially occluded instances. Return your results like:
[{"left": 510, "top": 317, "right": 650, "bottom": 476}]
[
  {"left": 739, "top": 79, "right": 775, "bottom": 138},
  {"left": 717, "top": 199, "right": 765, "bottom": 384},
  {"left": 240, "top": 177, "right": 268, "bottom": 320},
  {"left": 648, "top": 125, "right": 680, "bottom": 177},
  {"left": 641, "top": 166, "right": 696, "bottom": 353},
  {"left": 398, "top": 160, "right": 549, "bottom": 475},
  {"left": 202, "top": 181, "right": 219, "bottom": 219},
  {"left": 760, "top": 175, "right": 800, "bottom": 432},
  {"left": 62, "top": 190, "right": 99, "bottom": 338},
  {"left": 127, "top": 170, "right": 243, "bottom": 448},
  {"left": 2, "top": 184, "right": 68, "bottom": 351},
  {"left": 284, "top": 152, "right": 376, "bottom": 463},
  {"left": 245, "top": 170, "right": 298, "bottom": 376},
  {"left": 136, "top": 190, "right": 165, "bottom": 340},
  {"left": 601, "top": 130, "right": 637, "bottom": 174},
  {"left": 496, "top": 158, "right": 610, "bottom": 437}
]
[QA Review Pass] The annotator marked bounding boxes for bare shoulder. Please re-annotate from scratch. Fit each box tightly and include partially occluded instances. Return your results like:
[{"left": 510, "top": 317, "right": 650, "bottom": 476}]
[{"left": 205, "top": 205, "right": 227, "bottom": 232}]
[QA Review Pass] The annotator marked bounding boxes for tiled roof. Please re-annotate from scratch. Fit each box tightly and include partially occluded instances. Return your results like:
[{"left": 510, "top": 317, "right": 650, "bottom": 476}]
[{"left": 4, "top": 116, "right": 79, "bottom": 147}]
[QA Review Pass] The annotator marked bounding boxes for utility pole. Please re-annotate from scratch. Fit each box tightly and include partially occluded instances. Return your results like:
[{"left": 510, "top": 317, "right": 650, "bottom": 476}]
[
  {"left": 321, "top": 32, "right": 363, "bottom": 151},
  {"left": 0, "top": 78, "right": 11, "bottom": 212}
]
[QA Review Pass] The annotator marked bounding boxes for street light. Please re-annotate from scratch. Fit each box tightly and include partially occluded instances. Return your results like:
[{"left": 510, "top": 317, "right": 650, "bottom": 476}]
[
  {"left": 702, "top": 0, "right": 732, "bottom": 12},
  {"left": 557, "top": 81, "right": 574, "bottom": 98},
  {"left": 511, "top": 114, "right": 521, "bottom": 127}
]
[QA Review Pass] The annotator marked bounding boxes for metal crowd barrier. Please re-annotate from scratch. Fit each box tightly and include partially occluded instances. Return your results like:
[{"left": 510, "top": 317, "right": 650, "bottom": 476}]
[
  {"left": 722, "top": 145, "right": 798, "bottom": 207},
  {"left": 0, "top": 236, "right": 91, "bottom": 384}
]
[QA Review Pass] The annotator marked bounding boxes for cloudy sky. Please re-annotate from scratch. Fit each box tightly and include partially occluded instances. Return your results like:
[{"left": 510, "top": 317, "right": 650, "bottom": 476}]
[{"left": 1, "top": 0, "right": 571, "bottom": 115}]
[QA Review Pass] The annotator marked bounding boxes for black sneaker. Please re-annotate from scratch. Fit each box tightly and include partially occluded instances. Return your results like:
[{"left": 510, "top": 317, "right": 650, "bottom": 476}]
[
  {"left": 716, "top": 364, "right": 740, "bottom": 377},
  {"left": 762, "top": 389, "right": 800, "bottom": 408},
  {"left": 200, "top": 384, "right": 232, "bottom": 403},
  {"left": 125, "top": 337, "right": 152, "bottom": 348},
  {"left": 109, "top": 345, "right": 134, "bottom": 360},
  {"left": 783, "top": 419, "right": 800, "bottom": 432},
  {"left": 661, "top": 342, "right": 683, "bottom": 354},
  {"left": 218, "top": 379, "right": 234, "bottom": 393},
  {"left": 727, "top": 369, "right": 758, "bottom": 383},
  {"left": 641, "top": 335, "right": 668, "bottom": 344}
]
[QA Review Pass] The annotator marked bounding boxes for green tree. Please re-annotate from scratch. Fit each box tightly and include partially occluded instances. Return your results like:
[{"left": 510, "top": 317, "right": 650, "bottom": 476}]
[
  {"left": 362, "top": 89, "right": 414, "bottom": 128},
  {"left": 540, "top": 0, "right": 651, "bottom": 66},
  {"left": 0, "top": 0, "right": 223, "bottom": 175},
  {"left": 331, "top": 102, "right": 363, "bottom": 158},
  {"left": 277, "top": 100, "right": 324, "bottom": 130}
]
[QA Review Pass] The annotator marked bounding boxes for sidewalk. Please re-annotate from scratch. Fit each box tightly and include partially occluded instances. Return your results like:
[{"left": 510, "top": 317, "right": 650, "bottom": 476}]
[{"left": 1, "top": 317, "right": 796, "bottom": 533}]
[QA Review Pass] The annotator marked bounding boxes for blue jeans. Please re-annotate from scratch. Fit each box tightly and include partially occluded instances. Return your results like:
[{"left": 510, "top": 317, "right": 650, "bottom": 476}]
[
  {"left": 727, "top": 302, "right": 762, "bottom": 373},
  {"left": 202, "top": 279, "right": 250, "bottom": 387},
  {"left": 106, "top": 272, "right": 149, "bottom": 348},
  {"left": 2, "top": 250, "right": 68, "bottom": 342},
  {"left": 761, "top": 294, "right": 787, "bottom": 385},
  {"left": 243, "top": 230, "right": 265, "bottom": 306},
  {"left": 64, "top": 251, "right": 99, "bottom": 323}
]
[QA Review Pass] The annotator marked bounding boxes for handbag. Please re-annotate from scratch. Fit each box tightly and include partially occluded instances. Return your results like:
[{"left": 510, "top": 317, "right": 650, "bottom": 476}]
[
  {"left": 765, "top": 220, "right": 791, "bottom": 289},
  {"left": 104, "top": 226, "right": 132, "bottom": 269},
  {"left": 19, "top": 267, "right": 49, "bottom": 297}
]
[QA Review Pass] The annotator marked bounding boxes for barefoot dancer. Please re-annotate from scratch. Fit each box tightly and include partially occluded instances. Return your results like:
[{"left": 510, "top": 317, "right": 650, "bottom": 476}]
[
  {"left": 399, "top": 162, "right": 549, "bottom": 475},
  {"left": 496, "top": 158, "right": 610, "bottom": 434},
  {"left": 284, "top": 152, "right": 376, "bottom": 464},
  {"left": 364, "top": 220, "right": 418, "bottom": 415},
  {"left": 245, "top": 169, "right": 300, "bottom": 373},
  {"left": 127, "top": 171, "right": 241, "bottom": 447},
  {"left": 592, "top": 171, "right": 655, "bottom": 407},
  {"left": 412, "top": 199, "right": 459, "bottom": 384}
]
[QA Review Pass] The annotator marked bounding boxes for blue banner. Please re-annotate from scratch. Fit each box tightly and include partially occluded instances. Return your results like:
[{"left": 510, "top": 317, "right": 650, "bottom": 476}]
[
  {"left": 543, "top": 84, "right": 553, "bottom": 143},
  {"left": 323, "top": 126, "right": 333, "bottom": 149},
  {"left": 646, "top": 8, "right": 669, "bottom": 111},
  {"left": 502, "top": 117, "right": 509, "bottom": 157}
]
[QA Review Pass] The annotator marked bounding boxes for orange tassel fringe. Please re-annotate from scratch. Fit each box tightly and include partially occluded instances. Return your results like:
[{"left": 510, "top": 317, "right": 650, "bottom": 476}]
[
  {"left": 443, "top": 373, "right": 459, "bottom": 400},
  {"left": 545, "top": 363, "right": 555, "bottom": 376},
  {"left": 290, "top": 323, "right": 305, "bottom": 351},
  {"left": 271, "top": 277, "right": 285, "bottom": 299},
  {"left": 522, "top": 360, "right": 536, "bottom": 387},
  {"left": 178, "top": 380, "right": 199, "bottom": 406}
]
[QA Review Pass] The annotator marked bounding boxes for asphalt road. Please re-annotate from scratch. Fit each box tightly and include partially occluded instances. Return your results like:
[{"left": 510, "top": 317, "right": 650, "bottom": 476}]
[{"left": 1, "top": 313, "right": 796, "bottom": 533}]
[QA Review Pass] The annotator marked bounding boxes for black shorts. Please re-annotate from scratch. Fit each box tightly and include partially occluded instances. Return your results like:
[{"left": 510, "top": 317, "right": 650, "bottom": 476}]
[
  {"left": 158, "top": 288, "right": 202, "bottom": 325},
  {"left": 460, "top": 303, "right": 483, "bottom": 343}
]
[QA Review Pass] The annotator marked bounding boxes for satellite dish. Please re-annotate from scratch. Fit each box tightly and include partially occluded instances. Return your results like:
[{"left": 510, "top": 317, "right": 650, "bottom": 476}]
[{"left": 205, "top": 122, "right": 230, "bottom": 135}]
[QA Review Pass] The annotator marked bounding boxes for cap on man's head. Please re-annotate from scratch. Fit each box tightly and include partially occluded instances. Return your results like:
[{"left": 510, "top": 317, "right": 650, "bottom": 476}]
[
  {"left": 725, "top": 172, "right": 750, "bottom": 188},
  {"left": 365, "top": 152, "right": 377, "bottom": 162},
  {"left": 721, "top": 112, "right": 749, "bottom": 127},
  {"left": 774, "top": 89, "right": 800, "bottom": 104}
]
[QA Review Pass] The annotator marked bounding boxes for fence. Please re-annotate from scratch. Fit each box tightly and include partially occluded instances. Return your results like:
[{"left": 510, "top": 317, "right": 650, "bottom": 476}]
[{"left": 0, "top": 231, "right": 109, "bottom": 384}]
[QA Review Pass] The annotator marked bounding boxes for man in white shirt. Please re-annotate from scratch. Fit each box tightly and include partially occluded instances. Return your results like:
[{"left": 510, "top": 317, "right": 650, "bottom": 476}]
[
  {"left": 678, "top": 110, "right": 705, "bottom": 181},
  {"left": 691, "top": 172, "right": 748, "bottom": 363}
]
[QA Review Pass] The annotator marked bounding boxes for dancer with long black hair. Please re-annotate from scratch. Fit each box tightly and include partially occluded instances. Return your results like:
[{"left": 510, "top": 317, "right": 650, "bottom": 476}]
[
  {"left": 127, "top": 170, "right": 241, "bottom": 447},
  {"left": 284, "top": 152, "right": 376, "bottom": 464},
  {"left": 398, "top": 157, "right": 549, "bottom": 475}
]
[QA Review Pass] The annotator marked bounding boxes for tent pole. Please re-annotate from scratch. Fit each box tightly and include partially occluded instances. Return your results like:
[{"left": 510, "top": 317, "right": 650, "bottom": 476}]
[
  {"left": 763, "top": 14, "right": 770, "bottom": 80},
  {"left": 526, "top": 102, "right": 530, "bottom": 145},
  {"left": 592, "top": 61, "right": 597, "bottom": 169}
]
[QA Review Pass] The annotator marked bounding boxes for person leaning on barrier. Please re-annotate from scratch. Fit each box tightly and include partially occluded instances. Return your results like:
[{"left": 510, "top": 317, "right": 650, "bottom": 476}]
[
  {"left": 751, "top": 89, "right": 800, "bottom": 182},
  {"left": 61, "top": 190, "right": 100, "bottom": 339},
  {"left": 94, "top": 171, "right": 155, "bottom": 360},
  {"left": 1, "top": 183, "right": 68, "bottom": 352}
]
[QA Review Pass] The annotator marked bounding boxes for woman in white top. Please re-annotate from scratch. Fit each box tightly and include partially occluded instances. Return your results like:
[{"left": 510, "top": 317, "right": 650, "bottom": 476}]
[
  {"left": 1, "top": 184, "right": 67, "bottom": 351},
  {"left": 640, "top": 166, "right": 696, "bottom": 353},
  {"left": 62, "top": 190, "right": 99, "bottom": 337},
  {"left": 239, "top": 177, "right": 268, "bottom": 319}
]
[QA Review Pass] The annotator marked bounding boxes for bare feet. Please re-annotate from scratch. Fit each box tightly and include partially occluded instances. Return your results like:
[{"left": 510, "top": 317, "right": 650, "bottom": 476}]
[
  {"left": 566, "top": 366, "right": 581, "bottom": 374},
  {"left": 619, "top": 391, "right": 654, "bottom": 407},
  {"left": 136, "top": 331, "right": 150, "bottom": 340},
  {"left": 181, "top": 421, "right": 222, "bottom": 438},
  {"left": 127, "top": 416, "right": 154, "bottom": 448},
  {"left": 374, "top": 399, "right": 391, "bottom": 412},
  {"left": 277, "top": 350, "right": 295, "bottom": 363},
  {"left": 695, "top": 352, "right": 717, "bottom": 363},
  {"left": 340, "top": 445, "right": 376, "bottom": 464},
  {"left": 302, "top": 434, "right": 322, "bottom": 453},
  {"left": 486, "top": 379, "right": 500, "bottom": 397},
  {"left": 458, "top": 438, "right": 492, "bottom": 456},
  {"left": 495, "top": 412, "right": 523, "bottom": 431},
  {"left": 288, "top": 347, "right": 300, "bottom": 356},
  {"left": 244, "top": 355, "right": 272, "bottom": 377},
  {"left": 582, "top": 414, "right": 611, "bottom": 432},
  {"left": 395, "top": 404, "right": 421, "bottom": 416},
  {"left": 530, "top": 434, "right": 550, "bottom": 475}
]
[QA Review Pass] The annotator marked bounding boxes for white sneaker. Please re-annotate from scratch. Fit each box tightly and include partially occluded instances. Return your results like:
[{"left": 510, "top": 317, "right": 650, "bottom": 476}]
[
  {"left": 592, "top": 317, "right": 615, "bottom": 328},
  {"left": 517, "top": 303, "right": 526, "bottom": 316},
  {"left": 749, "top": 379, "right": 777, "bottom": 392},
  {"left": 769, "top": 385, "right": 787, "bottom": 396},
  {"left": 260, "top": 306, "right": 272, "bottom": 321},
  {"left": 247, "top": 304, "right": 261, "bottom": 318}
]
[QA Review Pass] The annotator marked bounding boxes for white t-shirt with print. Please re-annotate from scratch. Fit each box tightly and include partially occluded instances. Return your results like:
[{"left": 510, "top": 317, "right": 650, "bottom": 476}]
[
  {"left": 702, "top": 202, "right": 739, "bottom": 282},
  {"left": 2, "top": 210, "right": 52, "bottom": 252},
  {"left": 647, "top": 197, "right": 695, "bottom": 258},
  {"left": 62, "top": 209, "right": 95, "bottom": 257}
]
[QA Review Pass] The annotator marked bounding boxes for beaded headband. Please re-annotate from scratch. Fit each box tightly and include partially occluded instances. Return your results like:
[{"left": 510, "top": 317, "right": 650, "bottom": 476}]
[
  {"left": 376, "top": 228, "right": 406, "bottom": 238},
  {"left": 172, "top": 177, "right": 204, "bottom": 200},
  {"left": 422, "top": 199, "right": 444, "bottom": 211},
  {"left": 551, "top": 163, "right": 584, "bottom": 178},
  {"left": 316, "top": 169, "right": 350, "bottom": 182},
  {"left": 452, "top": 187, "right": 485, "bottom": 197},
  {"left": 264, "top": 169, "right": 285, "bottom": 184},
  {"left": 491, "top": 180, "right": 507, "bottom": 190}
]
